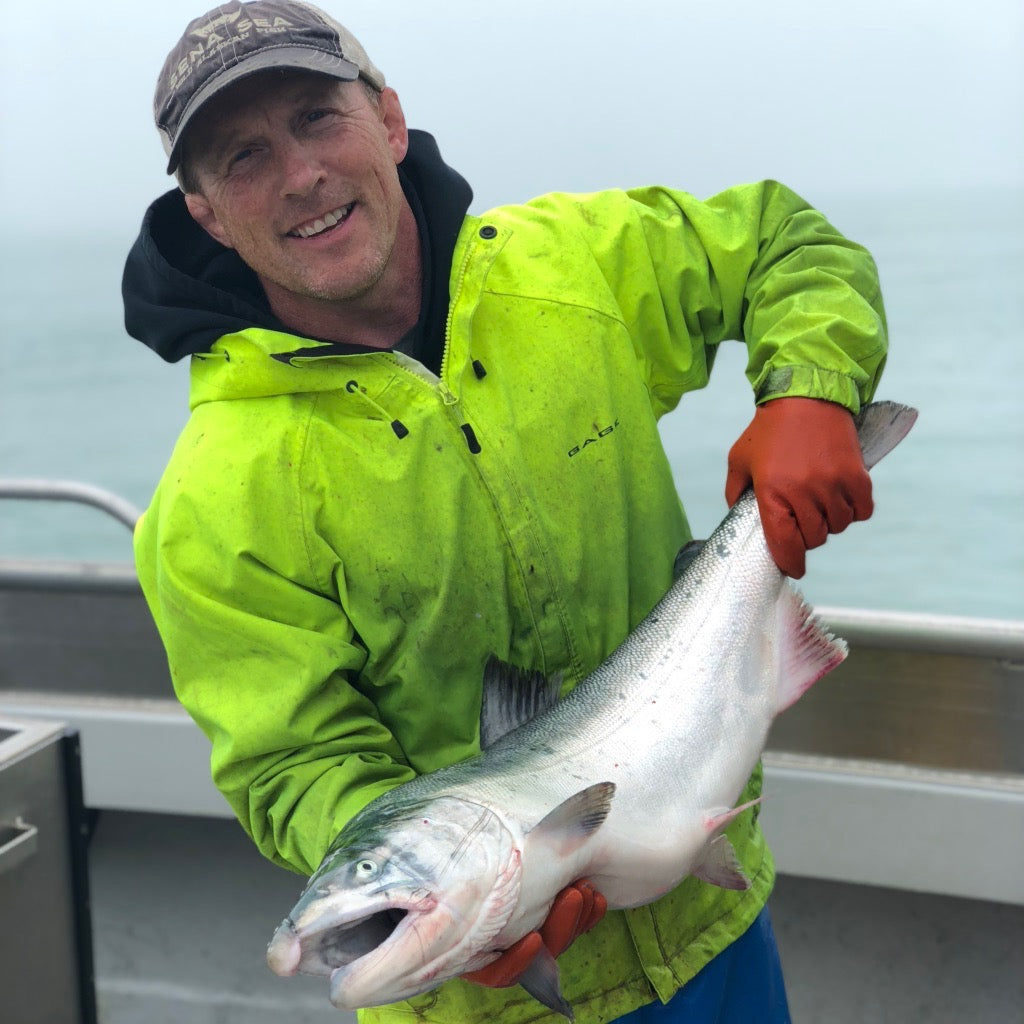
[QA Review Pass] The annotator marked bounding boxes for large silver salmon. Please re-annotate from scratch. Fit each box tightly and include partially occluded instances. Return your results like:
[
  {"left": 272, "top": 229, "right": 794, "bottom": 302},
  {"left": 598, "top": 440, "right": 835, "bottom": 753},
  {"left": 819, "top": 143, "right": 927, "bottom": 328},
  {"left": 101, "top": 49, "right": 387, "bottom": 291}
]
[{"left": 266, "top": 401, "right": 917, "bottom": 1019}]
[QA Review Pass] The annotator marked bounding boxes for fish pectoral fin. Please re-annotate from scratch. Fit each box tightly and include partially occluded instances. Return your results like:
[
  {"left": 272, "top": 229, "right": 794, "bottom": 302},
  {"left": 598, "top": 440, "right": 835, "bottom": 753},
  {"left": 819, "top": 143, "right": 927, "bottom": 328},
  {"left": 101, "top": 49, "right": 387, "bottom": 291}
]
[
  {"left": 527, "top": 782, "right": 616, "bottom": 857},
  {"left": 692, "top": 834, "right": 752, "bottom": 891},
  {"left": 518, "top": 945, "right": 574, "bottom": 1021},
  {"left": 479, "top": 656, "right": 564, "bottom": 749}
]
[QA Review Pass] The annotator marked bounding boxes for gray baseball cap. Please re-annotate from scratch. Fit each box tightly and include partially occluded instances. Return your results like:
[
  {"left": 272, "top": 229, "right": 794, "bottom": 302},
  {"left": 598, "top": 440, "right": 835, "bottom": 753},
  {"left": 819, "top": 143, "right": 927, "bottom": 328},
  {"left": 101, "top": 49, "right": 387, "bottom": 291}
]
[{"left": 155, "top": 1, "right": 386, "bottom": 173}]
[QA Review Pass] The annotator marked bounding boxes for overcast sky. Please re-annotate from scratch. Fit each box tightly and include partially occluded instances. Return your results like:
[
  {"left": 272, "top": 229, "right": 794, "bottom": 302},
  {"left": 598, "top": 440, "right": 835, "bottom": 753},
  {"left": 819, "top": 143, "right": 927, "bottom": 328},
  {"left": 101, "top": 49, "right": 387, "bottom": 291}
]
[{"left": 1, "top": 0, "right": 1021, "bottom": 234}]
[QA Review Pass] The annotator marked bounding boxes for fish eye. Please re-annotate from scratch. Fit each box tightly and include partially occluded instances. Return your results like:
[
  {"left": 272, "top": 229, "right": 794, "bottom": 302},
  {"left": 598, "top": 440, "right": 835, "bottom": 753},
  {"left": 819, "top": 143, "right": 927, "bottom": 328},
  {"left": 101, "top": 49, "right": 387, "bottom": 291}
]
[{"left": 353, "top": 858, "right": 380, "bottom": 882}]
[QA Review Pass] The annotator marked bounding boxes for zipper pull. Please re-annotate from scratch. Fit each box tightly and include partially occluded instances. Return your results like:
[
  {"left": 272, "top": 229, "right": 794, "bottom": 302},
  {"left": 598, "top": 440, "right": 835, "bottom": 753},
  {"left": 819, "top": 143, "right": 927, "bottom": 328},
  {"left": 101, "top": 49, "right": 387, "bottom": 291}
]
[{"left": 461, "top": 424, "right": 482, "bottom": 454}]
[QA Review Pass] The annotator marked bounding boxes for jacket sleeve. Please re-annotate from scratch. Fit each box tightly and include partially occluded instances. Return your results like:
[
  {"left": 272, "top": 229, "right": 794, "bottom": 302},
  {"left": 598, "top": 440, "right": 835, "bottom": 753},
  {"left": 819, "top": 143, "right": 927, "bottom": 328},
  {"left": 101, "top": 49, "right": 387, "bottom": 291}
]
[
  {"left": 134, "top": 430, "right": 416, "bottom": 876},
  {"left": 582, "top": 180, "right": 888, "bottom": 416}
]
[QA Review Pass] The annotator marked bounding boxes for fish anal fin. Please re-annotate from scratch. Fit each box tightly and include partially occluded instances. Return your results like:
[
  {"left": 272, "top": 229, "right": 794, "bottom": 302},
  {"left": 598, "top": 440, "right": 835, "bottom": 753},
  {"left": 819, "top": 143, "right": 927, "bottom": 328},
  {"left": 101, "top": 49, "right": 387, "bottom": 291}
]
[
  {"left": 480, "top": 656, "right": 563, "bottom": 749},
  {"left": 519, "top": 945, "right": 574, "bottom": 1020},
  {"left": 692, "top": 834, "right": 752, "bottom": 891},
  {"left": 527, "top": 782, "right": 616, "bottom": 858},
  {"left": 774, "top": 585, "right": 848, "bottom": 714}
]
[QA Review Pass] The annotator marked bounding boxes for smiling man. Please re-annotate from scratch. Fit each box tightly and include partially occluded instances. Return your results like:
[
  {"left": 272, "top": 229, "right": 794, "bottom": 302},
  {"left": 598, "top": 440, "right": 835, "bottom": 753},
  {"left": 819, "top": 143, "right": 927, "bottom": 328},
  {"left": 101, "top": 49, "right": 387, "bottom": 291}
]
[
  {"left": 179, "top": 70, "right": 421, "bottom": 343},
  {"left": 124, "top": 3, "right": 888, "bottom": 1023}
]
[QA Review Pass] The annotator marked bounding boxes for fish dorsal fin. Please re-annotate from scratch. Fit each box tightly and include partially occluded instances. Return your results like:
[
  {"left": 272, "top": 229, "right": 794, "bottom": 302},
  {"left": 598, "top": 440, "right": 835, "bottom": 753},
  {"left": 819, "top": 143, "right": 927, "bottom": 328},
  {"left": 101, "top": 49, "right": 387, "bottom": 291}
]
[
  {"left": 479, "top": 656, "right": 563, "bottom": 749},
  {"left": 527, "top": 782, "right": 616, "bottom": 857},
  {"left": 692, "top": 834, "right": 752, "bottom": 891},
  {"left": 672, "top": 539, "right": 706, "bottom": 579},
  {"left": 774, "top": 585, "right": 848, "bottom": 713}
]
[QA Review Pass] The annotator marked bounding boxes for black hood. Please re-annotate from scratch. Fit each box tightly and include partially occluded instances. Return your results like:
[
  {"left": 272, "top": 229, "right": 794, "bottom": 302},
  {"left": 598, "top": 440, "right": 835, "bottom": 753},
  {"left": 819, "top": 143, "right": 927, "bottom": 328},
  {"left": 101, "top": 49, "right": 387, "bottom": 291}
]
[{"left": 122, "top": 130, "right": 473, "bottom": 365}]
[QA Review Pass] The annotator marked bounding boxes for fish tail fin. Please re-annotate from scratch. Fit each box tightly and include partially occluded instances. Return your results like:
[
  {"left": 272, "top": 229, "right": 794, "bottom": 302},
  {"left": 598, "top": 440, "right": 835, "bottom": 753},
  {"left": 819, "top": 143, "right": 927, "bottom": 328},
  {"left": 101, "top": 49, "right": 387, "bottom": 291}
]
[
  {"left": 774, "top": 585, "right": 848, "bottom": 713},
  {"left": 767, "top": 400, "right": 913, "bottom": 713},
  {"left": 855, "top": 401, "right": 918, "bottom": 470}
]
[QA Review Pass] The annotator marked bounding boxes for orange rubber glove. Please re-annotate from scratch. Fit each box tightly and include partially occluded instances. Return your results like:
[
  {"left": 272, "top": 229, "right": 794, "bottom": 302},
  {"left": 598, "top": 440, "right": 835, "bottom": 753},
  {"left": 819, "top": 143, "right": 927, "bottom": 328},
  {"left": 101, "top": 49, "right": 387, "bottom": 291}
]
[
  {"left": 462, "top": 879, "right": 607, "bottom": 988},
  {"left": 725, "top": 397, "right": 873, "bottom": 579}
]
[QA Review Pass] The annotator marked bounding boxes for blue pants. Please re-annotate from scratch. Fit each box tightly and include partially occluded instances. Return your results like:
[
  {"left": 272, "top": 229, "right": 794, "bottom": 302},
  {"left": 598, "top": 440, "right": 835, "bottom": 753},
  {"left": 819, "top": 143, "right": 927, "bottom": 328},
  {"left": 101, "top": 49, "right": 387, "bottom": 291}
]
[{"left": 613, "top": 908, "right": 790, "bottom": 1023}]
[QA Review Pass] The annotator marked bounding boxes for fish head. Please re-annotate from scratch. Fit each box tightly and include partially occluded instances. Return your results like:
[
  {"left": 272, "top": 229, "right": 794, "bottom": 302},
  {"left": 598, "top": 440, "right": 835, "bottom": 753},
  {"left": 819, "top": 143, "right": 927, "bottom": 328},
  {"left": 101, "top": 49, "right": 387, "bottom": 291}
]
[{"left": 266, "top": 794, "right": 524, "bottom": 1009}]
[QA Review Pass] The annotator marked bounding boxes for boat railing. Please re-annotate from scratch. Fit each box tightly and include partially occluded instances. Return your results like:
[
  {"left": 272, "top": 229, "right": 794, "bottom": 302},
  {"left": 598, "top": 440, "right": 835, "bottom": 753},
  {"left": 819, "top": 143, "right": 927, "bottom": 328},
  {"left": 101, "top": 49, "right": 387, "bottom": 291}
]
[
  {"left": 0, "top": 478, "right": 142, "bottom": 532},
  {"left": 1, "top": 479, "right": 1022, "bottom": 904}
]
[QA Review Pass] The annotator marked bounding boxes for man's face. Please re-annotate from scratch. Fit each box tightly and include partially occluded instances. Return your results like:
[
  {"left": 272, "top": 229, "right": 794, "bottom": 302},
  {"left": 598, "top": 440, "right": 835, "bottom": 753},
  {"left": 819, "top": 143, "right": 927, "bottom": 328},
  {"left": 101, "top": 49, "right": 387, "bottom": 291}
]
[{"left": 183, "top": 71, "right": 411, "bottom": 314}]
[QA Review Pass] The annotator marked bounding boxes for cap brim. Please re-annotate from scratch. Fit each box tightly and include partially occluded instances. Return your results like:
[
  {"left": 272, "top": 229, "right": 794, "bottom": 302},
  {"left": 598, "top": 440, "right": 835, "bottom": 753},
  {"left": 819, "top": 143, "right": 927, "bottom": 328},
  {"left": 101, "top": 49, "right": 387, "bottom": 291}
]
[{"left": 166, "top": 46, "right": 361, "bottom": 174}]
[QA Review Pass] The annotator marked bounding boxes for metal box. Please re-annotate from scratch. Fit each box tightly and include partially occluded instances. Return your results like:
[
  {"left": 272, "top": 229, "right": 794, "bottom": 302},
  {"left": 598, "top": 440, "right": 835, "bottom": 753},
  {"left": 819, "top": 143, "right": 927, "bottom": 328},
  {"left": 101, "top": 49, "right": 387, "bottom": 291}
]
[{"left": 0, "top": 717, "right": 96, "bottom": 1024}]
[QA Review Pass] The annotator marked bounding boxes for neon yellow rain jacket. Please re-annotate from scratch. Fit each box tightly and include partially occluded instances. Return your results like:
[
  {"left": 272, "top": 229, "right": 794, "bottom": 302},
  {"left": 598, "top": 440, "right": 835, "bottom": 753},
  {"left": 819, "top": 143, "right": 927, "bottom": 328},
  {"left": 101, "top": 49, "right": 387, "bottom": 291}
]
[{"left": 133, "top": 175, "right": 886, "bottom": 1023}]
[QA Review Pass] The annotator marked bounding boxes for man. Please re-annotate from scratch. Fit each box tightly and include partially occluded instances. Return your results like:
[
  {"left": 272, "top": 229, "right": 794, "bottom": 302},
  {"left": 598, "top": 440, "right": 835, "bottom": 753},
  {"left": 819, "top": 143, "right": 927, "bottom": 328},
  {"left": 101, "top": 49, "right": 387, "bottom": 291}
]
[{"left": 124, "top": 2, "right": 886, "bottom": 1021}]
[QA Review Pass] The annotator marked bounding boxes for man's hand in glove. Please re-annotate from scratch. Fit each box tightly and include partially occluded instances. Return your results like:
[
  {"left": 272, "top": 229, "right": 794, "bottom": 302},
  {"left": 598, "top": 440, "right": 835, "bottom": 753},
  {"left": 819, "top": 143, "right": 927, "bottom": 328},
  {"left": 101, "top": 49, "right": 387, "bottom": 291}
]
[
  {"left": 726, "top": 397, "right": 872, "bottom": 579},
  {"left": 462, "top": 879, "right": 606, "bottom": 988}
]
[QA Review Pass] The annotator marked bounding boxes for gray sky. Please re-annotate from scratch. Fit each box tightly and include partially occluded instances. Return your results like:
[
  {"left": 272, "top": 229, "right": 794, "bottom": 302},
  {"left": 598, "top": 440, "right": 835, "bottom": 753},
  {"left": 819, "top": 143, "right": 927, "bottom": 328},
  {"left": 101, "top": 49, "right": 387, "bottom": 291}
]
[{"left": 1, "top": 0, "right": 1021, "bottom": 234}]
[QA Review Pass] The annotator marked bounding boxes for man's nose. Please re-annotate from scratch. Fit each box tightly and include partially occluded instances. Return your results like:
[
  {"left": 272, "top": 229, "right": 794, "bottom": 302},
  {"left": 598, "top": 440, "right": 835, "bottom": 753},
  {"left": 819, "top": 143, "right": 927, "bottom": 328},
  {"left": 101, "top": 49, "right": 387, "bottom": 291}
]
[{"left": 279, "top": 141, "right": 326, "bottom": 197}]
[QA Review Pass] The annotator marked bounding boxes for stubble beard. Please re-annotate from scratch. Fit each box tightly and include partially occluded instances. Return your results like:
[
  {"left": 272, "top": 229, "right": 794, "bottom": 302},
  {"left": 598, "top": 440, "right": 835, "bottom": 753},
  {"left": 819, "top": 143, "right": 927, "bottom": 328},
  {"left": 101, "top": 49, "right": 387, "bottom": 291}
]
[{"left": 265, "top": 238, "right": 395, "bottom": 310}]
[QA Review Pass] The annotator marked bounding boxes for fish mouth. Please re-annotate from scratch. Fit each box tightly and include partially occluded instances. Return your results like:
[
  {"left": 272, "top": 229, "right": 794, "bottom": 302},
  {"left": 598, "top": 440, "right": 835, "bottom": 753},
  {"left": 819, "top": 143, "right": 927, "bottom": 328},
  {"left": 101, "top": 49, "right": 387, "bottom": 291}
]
[
  {"left": 267, "top": 892, "right": 422, "bottom": 979},
  {"left": 322, "top": 906, "right": 408, "bottom": 972},
  {"left": 267, "top": 886, "right": 458, "bottom": 1010}
]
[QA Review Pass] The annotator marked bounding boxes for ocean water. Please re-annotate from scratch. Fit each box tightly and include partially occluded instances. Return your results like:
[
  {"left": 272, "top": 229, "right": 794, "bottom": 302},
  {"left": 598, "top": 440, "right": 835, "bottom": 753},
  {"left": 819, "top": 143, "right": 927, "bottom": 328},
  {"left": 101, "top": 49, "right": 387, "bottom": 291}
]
[{"left": 1, "top": 187, "right": 1021, "bottom": 621}]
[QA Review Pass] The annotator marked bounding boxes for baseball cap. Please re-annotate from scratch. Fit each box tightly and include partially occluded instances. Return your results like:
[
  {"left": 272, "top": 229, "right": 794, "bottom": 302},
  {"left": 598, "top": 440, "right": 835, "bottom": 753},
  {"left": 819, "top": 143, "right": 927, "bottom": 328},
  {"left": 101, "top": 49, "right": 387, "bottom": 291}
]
[{"left": 155, "top": 1, "right": 385, "bottom": 174}]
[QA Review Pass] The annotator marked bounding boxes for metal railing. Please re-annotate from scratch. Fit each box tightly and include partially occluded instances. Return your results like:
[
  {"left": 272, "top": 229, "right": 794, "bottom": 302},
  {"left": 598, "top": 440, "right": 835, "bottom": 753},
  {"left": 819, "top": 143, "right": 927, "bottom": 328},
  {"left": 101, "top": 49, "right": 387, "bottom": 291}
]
[
  {"left": 1, "top": 480, "right": 1023, "bottom": 900},
  {"left": 0, "top": 479, "right": 142, "bottom": 532}
]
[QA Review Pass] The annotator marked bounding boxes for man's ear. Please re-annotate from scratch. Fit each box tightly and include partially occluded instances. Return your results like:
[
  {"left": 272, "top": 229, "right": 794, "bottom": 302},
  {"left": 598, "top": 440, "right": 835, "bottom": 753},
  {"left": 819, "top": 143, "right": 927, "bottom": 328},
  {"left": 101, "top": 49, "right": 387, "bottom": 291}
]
[
  {"left": 378, "top": 87, "right": 409, "bottom": 164},
  {"left": 184, "top": 192, "right": 235, "bottom": 249}
]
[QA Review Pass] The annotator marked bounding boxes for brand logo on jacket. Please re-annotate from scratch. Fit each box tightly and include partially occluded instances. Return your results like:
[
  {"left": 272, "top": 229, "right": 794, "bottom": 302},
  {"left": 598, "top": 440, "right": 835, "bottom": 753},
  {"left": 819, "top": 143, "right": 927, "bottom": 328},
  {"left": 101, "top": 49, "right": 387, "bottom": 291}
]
[{"left": 568, "top": 420, "right": 620, "bottom": 458}]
